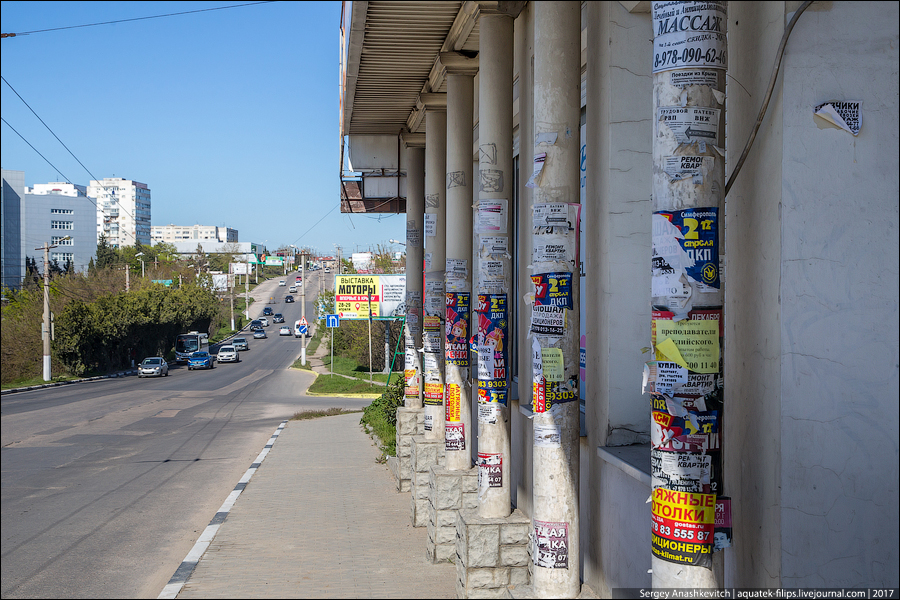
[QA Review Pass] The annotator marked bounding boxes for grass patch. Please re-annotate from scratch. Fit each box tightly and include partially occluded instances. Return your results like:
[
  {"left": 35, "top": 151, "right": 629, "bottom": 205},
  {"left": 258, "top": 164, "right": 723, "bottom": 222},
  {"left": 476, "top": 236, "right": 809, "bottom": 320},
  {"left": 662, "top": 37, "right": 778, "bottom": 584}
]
[
  {"left": 320, "top": 355, "right": 401, "bottom": 384},
  {"left": 291, "top": 407, "right": 362, "bottom": 420},
  {"left": 306, "top": 374, "right": 387, "bottom": 396},
  {"left": 1, "top": 373, "right": 81, "bottom": 390}
]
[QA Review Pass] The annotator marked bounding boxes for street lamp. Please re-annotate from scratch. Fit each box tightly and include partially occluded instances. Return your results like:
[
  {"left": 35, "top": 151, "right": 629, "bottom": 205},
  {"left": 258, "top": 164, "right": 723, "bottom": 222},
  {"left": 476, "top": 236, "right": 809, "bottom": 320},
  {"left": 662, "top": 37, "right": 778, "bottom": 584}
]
[
  {"left": 135, "top": 252, "right": 145, "bottom": 278},
  {"left": 389, "top": 238, "right": 407, "bottom": 246},
  {"left": 35, "top": 235, "right": 70, "bottom": 381}
]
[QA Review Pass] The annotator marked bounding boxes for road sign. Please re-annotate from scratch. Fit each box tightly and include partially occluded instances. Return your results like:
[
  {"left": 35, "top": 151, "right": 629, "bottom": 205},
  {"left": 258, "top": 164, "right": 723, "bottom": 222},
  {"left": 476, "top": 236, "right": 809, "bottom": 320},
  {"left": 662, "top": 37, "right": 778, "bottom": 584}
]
[
  {"left": 298, "top": 324, "right": 308, "bottom": 335},
  {"left": 299, "top": 316, "right": 308, "bottom": 326},
  {"left": 326, "top": 314, "right": 340, "bottom": 328}
]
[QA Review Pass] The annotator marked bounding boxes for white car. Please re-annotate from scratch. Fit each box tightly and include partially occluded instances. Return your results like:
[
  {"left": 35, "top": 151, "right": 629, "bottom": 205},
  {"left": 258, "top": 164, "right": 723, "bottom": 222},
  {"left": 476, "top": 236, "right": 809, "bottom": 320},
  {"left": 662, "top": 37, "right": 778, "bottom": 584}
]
[
  {"left": 279, "top": 280, "right": 286, "bottom": 286},
  {"left": 217, "top": 345, "right": 240, "bottom": 363},
  {"left": 279, "top": 326, "right": 292, "bottom": 336},
  {"left": 138, "top": 357, "right": 169, "bottom": 377},
  {"left": 258, "top": 316, "right": 269, "bottom": 327},
  {"left": 289, "top": 286, "right": 298, "bottom": 293}
]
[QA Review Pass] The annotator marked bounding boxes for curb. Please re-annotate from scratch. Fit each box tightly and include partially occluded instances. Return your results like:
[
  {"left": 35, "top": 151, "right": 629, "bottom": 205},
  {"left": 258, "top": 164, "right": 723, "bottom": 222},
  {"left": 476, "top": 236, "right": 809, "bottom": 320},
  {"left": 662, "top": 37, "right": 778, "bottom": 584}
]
[{"left": 1, "top": 369, "right": 139, "bottom": 395}]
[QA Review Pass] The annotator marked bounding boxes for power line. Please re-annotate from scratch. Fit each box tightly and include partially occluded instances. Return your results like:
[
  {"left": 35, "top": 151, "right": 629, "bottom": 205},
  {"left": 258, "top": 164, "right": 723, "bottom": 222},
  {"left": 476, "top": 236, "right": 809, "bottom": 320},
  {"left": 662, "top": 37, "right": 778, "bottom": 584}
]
[
  {"left": 1, "top": 117, "right": 67, "bottom": 181},
  {"left": 291, "top": 205, "right": 339, "bottom": 246},
  {"left": 1, "top": 2, "right": 276, "bottom": 37}
]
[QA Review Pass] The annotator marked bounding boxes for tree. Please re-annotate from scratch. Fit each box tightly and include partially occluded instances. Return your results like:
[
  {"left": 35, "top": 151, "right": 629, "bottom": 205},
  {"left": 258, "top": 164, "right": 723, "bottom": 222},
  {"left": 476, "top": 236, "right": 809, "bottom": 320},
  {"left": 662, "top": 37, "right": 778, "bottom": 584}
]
[{"left": 96, "top": 235, "right": 119, "bottom": 269}]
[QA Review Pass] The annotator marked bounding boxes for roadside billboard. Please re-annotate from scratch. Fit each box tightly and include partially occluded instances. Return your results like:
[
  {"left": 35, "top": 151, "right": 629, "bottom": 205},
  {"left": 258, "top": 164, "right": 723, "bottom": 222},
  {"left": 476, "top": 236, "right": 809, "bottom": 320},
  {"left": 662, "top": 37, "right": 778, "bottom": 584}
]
[{"left": 334, "top": 274, "right": 406, "bottom": 319}]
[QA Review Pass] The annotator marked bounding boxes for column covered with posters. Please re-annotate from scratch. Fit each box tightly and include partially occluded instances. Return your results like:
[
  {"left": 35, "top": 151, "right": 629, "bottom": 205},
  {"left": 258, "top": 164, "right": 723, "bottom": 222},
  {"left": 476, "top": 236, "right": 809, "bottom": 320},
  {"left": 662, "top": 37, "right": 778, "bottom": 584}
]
[
  {"left": 423, "top": 98, "right": 448, "bottom": 442},
  {"left": 646, "top": 1, "right": 727, "bottom": 587},
  {"left": 529, "top": 3, "right": 582, "bottom": 597},
  {"left": 405, "top": 143, "right": 426, "bottom": 408}
]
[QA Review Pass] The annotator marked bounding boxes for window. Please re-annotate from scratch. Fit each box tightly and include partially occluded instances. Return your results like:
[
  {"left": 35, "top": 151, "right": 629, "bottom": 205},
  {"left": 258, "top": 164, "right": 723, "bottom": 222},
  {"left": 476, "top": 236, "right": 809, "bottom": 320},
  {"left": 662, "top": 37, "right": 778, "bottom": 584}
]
[
  {"left": 51, "top": 208, "right": 74, "bottom": 214},
  {"left": 51, "top": 252, "right": 74, "bottom": 263},
  {"left": 51, "top": 236, "right": 73, "bottom": 246},
  {"left": 51, "top": 221, "right": 74, "bottom": 230}
]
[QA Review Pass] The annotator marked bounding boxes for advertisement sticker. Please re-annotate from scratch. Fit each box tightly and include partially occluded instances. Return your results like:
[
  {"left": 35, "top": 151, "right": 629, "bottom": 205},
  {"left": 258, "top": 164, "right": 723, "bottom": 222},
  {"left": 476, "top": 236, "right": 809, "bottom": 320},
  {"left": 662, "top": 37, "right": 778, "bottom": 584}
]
[
  {"left": 652, "top": 1, "right": 727, "bottom": 74},
  {"left": 445, "top": 383, "right": 461, "bottom": 422},
  {"left": 651, "top": 488, "right": 715, "bottom": 567},
  {"left": 446, "top": 422, "right": 465, "bottom": 451},
  {"left": 534, "top": 423, "right": 561, "bottom": 448},
  {"left": 533, "top": 520, "right": 569, "bottom": 569},
  {"left": 335, "top": 275, "right": 406, "bottom": 320},
  {"left": 478, "top": 401, "right": 501, "bottom": 424},
  {"left": 477, "top": 453, "right": 503, "bottom": 493},
  {"left": 651, "top": 449, "right": 712, "bottom": 493},
  {"left": 531, "top": 304, "right": 566, "bottom": 337},
  {"left": 476, "top": 200, "right": 508, "bottom": 234},
  {"left": 658, "top": 107, "right": 721, "bottom": 146},
  {"left": 531, "top": 272, "right": 573, "bottom": 309},
  {"left": 445, "top": 293, "right": 470, "bottom": 367},
  {"left": 654, "top": 318, "right": 720, "bottom": 374},
  {"left": 714, "top": 497, "right": 732, "bottom": 551},
  {"left": 654, "top": 208, "right": 719, "bottom": 289},
  {"left": 476, "top": 294, "right": 508, "bottom": 382},
  {"left": 423, "top": 382, "right": 444, "bottom": 406},
  {"left": 478, "top": 382, "right": 507, "bottom": 407}
]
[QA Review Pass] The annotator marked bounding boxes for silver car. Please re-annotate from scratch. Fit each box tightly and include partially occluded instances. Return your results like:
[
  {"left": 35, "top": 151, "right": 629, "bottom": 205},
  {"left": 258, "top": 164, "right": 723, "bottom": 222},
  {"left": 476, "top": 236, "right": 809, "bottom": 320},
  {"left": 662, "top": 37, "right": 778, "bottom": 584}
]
[
  {"left": 139, "top": 357, "right": 169, "bottom": 377},
  {"left": 217, "top": 345, "right": 240, "bottom": 363}
]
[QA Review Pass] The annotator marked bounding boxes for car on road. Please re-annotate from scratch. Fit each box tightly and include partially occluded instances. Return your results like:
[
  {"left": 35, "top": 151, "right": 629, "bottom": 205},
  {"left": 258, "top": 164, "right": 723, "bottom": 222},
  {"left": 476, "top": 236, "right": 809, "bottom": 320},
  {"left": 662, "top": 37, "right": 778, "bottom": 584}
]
[
  {"left": 138, "top": 357, "right": 168, "bottom": 377},
  {"left": 262, "top": 307, "right": 274, "bottom": 316},
  {"left": 253, "top": 329, "right": 268, "bottom": 339},
  {"left": 285, "top": 295, "right": 294, "bottom": 303},
  {"left": 279, "top": 326, "right": 291, "bottom": 336},
  {"left": 289, "top": 285, "right": 298, "bottom": 293},
  {"left": 232, "top": 337, "right": 249, "bottom": 351},
  {"left": 273, "top": 313, "right": 285, "bottom": 323},
  {"left": 324, "top": 267, "right": 331, "bottom": 273},
  {"left": 249, "top": 319, "right": 263, "bottom": 331},
  {"left": 259, "top": 316, "right": 270, "bottom": 327},
  {"left": 217, "top": 345, "right": 240, "bottom": 363},
  {"left": 279, "top": 280, "right": 286, "bottom": 286},
  {"left": 187, "top": 351, "right": 214, "bottom": 370}
]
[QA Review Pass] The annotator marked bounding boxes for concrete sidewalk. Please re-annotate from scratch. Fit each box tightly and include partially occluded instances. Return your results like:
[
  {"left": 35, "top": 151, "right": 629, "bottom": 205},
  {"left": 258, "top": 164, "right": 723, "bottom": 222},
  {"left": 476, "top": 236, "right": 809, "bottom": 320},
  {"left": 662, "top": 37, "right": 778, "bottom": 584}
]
[{"left": 174, "top": 413, "right": 456, "bottom": 599}]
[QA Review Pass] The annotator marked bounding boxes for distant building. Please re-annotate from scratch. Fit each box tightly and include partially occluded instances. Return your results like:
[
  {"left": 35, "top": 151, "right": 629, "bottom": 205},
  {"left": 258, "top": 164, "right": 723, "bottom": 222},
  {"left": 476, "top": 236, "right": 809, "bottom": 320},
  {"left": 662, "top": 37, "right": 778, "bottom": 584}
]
[
  {"left": 1, "top": 169, "right": 25, "bottom": 289},
  {"left": 24, "top": 182, "right": 97, "bottom": 274},
  {"left": 88, "top": 178, "right": 151, "bottom": 248},
  {"left": 151, "top": 224, "right": 238, "bottom": 244}
]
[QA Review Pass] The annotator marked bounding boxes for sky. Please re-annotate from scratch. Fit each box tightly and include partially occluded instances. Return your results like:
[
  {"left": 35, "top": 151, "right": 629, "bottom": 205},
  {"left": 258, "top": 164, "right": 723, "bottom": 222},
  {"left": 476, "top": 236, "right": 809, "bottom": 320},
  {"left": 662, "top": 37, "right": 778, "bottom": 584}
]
[{"left": 0, "top": 1, "right": 405, "bottom": 258}]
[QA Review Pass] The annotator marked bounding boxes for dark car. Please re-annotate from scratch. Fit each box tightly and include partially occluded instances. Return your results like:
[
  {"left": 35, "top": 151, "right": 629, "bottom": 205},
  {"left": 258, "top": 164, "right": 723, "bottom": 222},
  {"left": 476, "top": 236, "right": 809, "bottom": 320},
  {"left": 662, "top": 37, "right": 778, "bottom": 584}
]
[
  {"left": 249, "top": 319, "right": 263, "bottom": 331},
  {"left": 263, "top": 307, "right": 274, "bottom": 316},
  {"left": 273, "top": 313, "right": 285, "bottom": 323},
  {"left": 285, "top": 295, "right": 294, "bottom": 303},
  {"left": 187, "top": 351, "right": 214, "bottom": 370}
]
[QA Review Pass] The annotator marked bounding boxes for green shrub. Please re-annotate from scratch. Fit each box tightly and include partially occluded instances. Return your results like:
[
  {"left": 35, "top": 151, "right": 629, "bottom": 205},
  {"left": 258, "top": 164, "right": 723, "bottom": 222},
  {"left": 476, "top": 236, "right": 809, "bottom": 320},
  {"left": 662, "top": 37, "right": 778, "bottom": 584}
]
[{"left": 360, "top": 375, "right": 405, "bottom": 455}]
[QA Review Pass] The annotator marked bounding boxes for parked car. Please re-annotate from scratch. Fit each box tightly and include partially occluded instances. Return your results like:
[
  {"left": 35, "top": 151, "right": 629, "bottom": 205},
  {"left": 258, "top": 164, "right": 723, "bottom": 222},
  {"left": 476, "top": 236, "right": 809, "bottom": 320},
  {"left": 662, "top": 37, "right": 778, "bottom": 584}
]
[
  {"left": 253, "top": 329, "right": 268, "bottom": 339},
  {"left": 278, "top": 280, "right": 286, "bottom": 286},
  {"left": 263, "top": 307, "right": 274, "bottom": 316},
  {"left": 273, "top": 313, "right": 285, "bottom": 323},
  {"left": 217, "top": 345, "right": 240, "bottom": 363},
  {"left": 259, "top": 316, "right": 270, "bottom": 327},
  {"left": 279, "top": 326, "right": 291, "bottom": 336},
  {"left": 187, "top": 351, "right": 214, "bottom": 370},
  {"left": 232, "top": 337, "right": 249, "bottom": 351},
  {"left": 138, "top": 357, "right": 168, "bottom": 377},
  {"left": 249, "top": 319, "right": 263, "bottom": 331},
  {"left": 285, "top": 295, "right": 294, "bottom": 303}
]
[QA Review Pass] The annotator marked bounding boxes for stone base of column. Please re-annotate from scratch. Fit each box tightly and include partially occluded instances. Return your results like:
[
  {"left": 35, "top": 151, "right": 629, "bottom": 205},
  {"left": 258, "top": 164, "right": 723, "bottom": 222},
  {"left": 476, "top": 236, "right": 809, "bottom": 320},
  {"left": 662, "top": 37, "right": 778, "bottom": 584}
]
[
  {"left": 455, "top": 508, "right": 531, "bottom": 598},
  {"left": 426, "top": 465, "right": 477, "bottom": 564},
  {"left": 410, "top": 435, "right": 445, "bottom": 527},
  {"left": 392, "top": 407, "right": 425, "bottom": 492}
]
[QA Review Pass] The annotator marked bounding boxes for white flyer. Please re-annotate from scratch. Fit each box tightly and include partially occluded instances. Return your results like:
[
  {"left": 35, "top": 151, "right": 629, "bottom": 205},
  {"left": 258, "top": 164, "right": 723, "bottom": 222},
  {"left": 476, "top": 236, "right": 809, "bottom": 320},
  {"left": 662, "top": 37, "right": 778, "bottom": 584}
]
[
  {"left": 658, "top": 107, "right": 720, "bottom": 146},
  {"left": 652, "top": 1, "right": 727, "bottom": 74},
  {"left": 476, "top": 200, "right": 508, "bottom": 234}
]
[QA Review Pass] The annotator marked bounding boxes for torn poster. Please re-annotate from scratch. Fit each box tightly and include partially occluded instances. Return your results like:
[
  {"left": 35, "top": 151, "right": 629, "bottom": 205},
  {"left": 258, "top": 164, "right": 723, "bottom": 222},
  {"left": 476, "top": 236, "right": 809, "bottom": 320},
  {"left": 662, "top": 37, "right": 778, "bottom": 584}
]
[{"left": 814, "top": 100, "right": 862, "bottom": 136}]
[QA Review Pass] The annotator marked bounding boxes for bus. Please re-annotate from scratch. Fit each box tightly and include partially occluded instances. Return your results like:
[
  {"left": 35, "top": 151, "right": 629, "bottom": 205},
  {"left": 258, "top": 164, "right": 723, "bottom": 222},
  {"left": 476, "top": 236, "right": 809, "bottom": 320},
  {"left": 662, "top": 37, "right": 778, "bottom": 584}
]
[{"left": 175, "top": 331, "right": 209, "bottom": 363}]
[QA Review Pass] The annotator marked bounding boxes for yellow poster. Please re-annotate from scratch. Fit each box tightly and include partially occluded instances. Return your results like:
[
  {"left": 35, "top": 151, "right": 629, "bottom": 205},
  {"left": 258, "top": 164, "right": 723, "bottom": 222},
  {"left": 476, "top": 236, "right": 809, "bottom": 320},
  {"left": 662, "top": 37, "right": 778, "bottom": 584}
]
[
  {"left": 445, "top": 383, "right": 461, "bottom": 422},
  {"left": 540, "top": 348, "right": 565, "bottom": 382},
  {"left": 654, "top": 319, "right": 719, "bottom": 374}
]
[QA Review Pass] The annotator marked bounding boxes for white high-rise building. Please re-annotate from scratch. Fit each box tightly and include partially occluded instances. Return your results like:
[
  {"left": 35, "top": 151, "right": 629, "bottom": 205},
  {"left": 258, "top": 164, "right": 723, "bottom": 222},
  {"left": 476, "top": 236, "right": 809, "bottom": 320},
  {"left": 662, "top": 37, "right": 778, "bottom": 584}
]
[
  {"left": 88, "top": 178, "right": 151, "bottom": 247},
  {"left": 151, "top": 224, "right": 238, "bottom": 244}
]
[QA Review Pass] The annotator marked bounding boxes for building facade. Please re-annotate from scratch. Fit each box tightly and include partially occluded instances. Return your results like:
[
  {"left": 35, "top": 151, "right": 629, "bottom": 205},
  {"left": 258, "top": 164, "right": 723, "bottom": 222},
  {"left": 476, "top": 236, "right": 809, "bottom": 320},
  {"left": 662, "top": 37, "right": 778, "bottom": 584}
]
[
  {"left": 340, "top": 1, "right": 899, "bottom": 594},
  {"left": 1, "top": 169, "right": 25, "bottom": 290},
  {"left": 24, "top": 182, "right": 96, "bottom": 274},
  {"left": 88, "top": 177, "right": 151, "bottom": 247},
  {"left": 150, "top": 224, "right": 238, "bottom": 244}
]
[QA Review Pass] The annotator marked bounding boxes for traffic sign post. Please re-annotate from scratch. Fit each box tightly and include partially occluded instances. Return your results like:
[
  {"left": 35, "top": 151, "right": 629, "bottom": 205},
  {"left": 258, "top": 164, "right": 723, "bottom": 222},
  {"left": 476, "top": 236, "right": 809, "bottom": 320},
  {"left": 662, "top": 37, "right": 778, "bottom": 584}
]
[{"left": 325, "top": 314, "right": 339, "bottom": 376}]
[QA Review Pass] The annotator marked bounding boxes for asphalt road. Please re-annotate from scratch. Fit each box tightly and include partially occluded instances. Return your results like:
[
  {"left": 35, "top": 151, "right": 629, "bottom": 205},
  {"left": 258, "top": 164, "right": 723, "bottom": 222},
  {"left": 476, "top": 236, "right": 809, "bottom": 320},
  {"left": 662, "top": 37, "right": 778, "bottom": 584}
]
[{"left": 0, "top": 269, "right": 367, "bottom": 599}]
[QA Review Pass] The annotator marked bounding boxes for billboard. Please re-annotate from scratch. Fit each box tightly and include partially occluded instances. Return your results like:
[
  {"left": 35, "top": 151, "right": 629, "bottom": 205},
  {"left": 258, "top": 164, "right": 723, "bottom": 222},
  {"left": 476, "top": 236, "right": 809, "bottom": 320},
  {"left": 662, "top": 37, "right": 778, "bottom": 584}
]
[{"left": 335, "top": 274, "right": 406, "bottom": 319}]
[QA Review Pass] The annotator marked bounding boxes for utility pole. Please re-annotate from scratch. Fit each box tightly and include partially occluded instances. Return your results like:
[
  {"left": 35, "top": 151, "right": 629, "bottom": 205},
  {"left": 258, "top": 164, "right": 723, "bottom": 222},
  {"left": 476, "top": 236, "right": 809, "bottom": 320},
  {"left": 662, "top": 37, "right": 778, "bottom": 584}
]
[
  {"left": 301, "top": 252, "right": 308, "bottom": 366},
  {"left": 36, "top": 236, "right": 68, "bottom": 381},
  {"left": 648, "top": 0, "right": 726, "bottom": 588}
]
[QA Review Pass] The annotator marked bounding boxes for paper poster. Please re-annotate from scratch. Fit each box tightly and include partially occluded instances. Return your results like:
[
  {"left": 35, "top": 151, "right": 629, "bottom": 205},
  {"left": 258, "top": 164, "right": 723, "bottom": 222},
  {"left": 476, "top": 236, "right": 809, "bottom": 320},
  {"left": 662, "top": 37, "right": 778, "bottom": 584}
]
[
  {"left": 477, "top": 453, "right": 503, "bottom": 494},
  {"left": 445, "top": 383, "right": 461, "bottom": 422},
  {"left": 541, "top": 348, "right": 564, "bottom": 382},
  {"left": 476, "top": 294, "right": 508, "bottom": 382},
  {"left": 424, "top": 253, "right": 432, "bottom": 271},
  {"left": 714, "top": 497, "right": 732, "bottom": 551},
  {"left": 445, "top": 293, "right": 470, "bottom": 367},
  {"left": 814, "top": 101, "right": 862, "bottom": 136},
  {"left": 407, "top": 224, "right": 421, "bottom": 247},
  {"left": 531, "top": 305, "right": 566, "bottom": 337},
  {"left": 654, "top": 208, "right": 719, "bottom": 289},
  {"left": 481, "top": 260, "right": 505, "bottom": 277},
  {"left": 478, "top": 382, "right": 507, "bottom": 406},
  {"left": 425, "top": 213, "right": 437, "bottom": 237},
  {"left": 533, "top": 235, "right": 574, "bottom": 264},
  {"left": 531, "top": 272, "right": 573, "bottom": 309},
  {"left": 651, "top": 401, "right": 719, "bottom": 452},
  {"left": 658, "top": 107, "right": 720, "bottom": 146},
  {"left": 651, "top": 449, "right": 712, "bottom": 493},
  {"left": 651, "top": 488, "right": 715, "bottom": 568},
  {"left": 480, "top": 236, "right": 508, "bottom": 256},
  {"left": 654, "top": 318, "right": 720, "bottom": 374},
  {"left": 670, "top": 69, "right": 720, "bottom": 88},
  {"left": 423, "top": 382, "right": 444, "bottom": 406},
  {"left": 533, "top": 203, "right": 573, "bottom": 228},
  {"left": 652, "top": 1, "right": 727, "bottom": 74},
  {"left": 476, "top": 200, "right": 508, "bottom": 234},
  {"left": 445, "top": 259, "right": 468, "bottom": 278},
  {"left": 545, "top": 378, "right": 578, "bottom": 407},
  {"left": 534, "top": 423, "right": 560, "bottom": 447},
  {"left": 525, "top": 153, "right": 547, "bottom": 188},
  {"left": 533, "top": 378, "right": 547, "bottom": 413},
  {"left": 533, "top": 520, "right": 569, "bottom": 569},
  {"left": 478, "top": 401, "right": 501, "bottom": 424},
  {"left": 663, "top": 156, "right": 708, "bottom": 183},
  {"left": 446, "top": 422, "right": 465, "bottom": 451}
]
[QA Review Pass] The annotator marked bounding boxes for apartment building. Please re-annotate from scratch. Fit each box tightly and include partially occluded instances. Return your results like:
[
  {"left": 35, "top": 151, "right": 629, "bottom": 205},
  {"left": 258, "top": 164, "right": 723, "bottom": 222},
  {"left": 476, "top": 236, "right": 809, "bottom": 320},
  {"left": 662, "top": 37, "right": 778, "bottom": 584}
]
[
  {"left": 24, "top": 182, "right": 96, "bottom": 274},
  {"left": 88, "top": 177, "right": 151, "bottom": 247},
  {"left": 151, "top": 224, "right": 238, "bottom": 244}
]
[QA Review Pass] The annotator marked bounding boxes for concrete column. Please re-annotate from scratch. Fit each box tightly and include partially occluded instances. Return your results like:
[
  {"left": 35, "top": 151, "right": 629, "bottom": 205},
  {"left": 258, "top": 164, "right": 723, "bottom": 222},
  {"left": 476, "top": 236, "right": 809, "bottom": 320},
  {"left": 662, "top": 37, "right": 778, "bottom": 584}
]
[
  {"left": 531, "top": 2, "right": 581, "bottom": 597},
  {"left": 443, "top": 55, "right": 478, "bottom": 470},
  {"left": 475, "top": 10, "right": 514, "bottom": 520},
  {"left": 423, "top": 99, "right": 448, "bottom": 441},
  {"left": 648, "top": 0, "right": 726, "bottom": 589},
  {"left": 405, "top": 141, "right": 425, "bottom": 409}
]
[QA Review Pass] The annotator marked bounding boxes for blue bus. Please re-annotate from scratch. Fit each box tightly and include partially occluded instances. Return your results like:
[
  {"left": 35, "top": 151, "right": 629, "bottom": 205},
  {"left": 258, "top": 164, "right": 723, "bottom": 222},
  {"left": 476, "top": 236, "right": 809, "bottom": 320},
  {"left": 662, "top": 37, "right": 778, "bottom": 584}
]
[{"left": 175, "top": 331, "right": 209, "bottom": 364}]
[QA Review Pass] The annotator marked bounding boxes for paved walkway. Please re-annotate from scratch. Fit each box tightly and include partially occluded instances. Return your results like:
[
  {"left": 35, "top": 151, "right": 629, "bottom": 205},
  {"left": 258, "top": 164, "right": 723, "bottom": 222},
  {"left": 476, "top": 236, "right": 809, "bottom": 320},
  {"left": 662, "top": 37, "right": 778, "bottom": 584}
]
[{"left": 170, "top": 295, "right": 456, "bottom": 598}]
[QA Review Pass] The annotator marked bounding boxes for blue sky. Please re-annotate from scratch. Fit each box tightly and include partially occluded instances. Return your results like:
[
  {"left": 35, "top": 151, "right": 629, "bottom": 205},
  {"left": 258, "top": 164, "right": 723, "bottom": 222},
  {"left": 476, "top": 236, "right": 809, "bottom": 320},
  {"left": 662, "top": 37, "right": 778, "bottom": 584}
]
[{"left": 1, "top": 1, "right": 404, "bottom": 258}]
